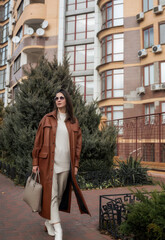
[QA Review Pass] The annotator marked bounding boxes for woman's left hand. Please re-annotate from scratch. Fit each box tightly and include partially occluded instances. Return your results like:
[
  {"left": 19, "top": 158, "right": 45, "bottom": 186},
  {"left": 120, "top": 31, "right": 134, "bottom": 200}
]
[{"left": 74, "top": 167, "right": 78, "bottom": 175}]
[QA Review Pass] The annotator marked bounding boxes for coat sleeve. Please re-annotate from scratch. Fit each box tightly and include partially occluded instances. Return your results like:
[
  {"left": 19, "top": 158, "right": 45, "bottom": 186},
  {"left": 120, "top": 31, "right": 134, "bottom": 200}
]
[
  {"left": 74, "top": 123, "right": 82, "bottom": 168},
  {"left": 32, "top": 117, "right": 45, "bottom": 166}
]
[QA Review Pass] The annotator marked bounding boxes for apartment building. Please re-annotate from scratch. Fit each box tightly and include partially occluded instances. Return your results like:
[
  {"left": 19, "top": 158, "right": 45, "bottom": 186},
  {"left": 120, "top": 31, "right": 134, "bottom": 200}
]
[
  {"left": 98, "top": 0, "right": 165, "bottom": 122},
  {"left": 0, "top": 0, "right": 165, "bottom": 121},
  {"left": 0, "top": 0, "right": 10, "bottom": 103}
]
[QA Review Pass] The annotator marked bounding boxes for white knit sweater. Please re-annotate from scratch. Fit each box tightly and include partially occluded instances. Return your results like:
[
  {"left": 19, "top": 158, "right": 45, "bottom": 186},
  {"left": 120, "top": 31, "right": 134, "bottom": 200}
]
[{"left": 54, "top": 112, "right": 71, "bottom": 173}]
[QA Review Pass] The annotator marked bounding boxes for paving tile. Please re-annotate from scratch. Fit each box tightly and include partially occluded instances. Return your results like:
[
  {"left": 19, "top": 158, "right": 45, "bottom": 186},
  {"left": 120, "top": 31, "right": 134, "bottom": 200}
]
[{"left": 0, "top": 172, "right": 164, "bottom": 240}]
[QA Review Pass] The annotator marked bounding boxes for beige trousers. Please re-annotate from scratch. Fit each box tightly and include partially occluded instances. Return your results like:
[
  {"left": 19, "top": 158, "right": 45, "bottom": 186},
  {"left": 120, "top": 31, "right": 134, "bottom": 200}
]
[{"left": 49, "top": 169, "right": 69, "bottom": 224}]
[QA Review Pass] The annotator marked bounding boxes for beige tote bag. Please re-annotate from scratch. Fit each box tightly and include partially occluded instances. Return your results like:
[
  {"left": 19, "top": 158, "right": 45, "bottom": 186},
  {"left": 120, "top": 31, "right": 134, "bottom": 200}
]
[{"left": 23, "top": 170, "right": 42, "bottom": 212}]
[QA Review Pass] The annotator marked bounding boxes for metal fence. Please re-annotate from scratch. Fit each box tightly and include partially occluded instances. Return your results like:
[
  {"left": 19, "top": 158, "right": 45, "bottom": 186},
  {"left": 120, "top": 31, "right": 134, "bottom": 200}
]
[
  {"left": 99, "top": 192, "right": 149, "bottom": 239},
  {"left": 99, "top": 193, "right": 135, "bottom": 239},
  {"left": 106, "top": 112, "right": 165, "bottom": 163}
]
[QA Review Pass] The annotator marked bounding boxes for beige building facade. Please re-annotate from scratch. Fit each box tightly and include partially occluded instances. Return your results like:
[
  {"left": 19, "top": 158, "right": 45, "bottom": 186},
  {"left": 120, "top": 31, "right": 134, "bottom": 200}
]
[
  {"left": 98, "top": 0, "right": 165, "bottom": 122},
  {"left": 0, "top": 0, "right": 10, "bottom": 102},
  {"left": 0, "top": 0, "right": 165, "bottom": 121}
]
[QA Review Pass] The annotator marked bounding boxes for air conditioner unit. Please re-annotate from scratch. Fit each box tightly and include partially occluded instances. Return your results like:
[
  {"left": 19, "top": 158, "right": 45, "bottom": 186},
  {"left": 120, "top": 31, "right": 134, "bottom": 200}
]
[
  {"left": 9, "top": 5, "right": 13, "bottom": 14},
  {"left": 12, "top": 19, "right": 16, "bottom": 25},
  {"left": 136, "top": 12, "right": 144, "bottom": 22},
  {"left": 153, "top": 5, "right": 163, "bottom": 14},
  {"left": 137, "top": 86, "right": 145, "bottom": 95},
  {"left": 7, "top": 55, "right": 12, "bottom": 63},
  {"left": 161, "top": 83, "right": 165, "bottom": 89},
  {"left": 138, "top": 49, "right": 147, "bottom": 58},
  {"left": 152, "top": 44, "right": 162, "bottom": 53},
  {"left": 151, "top": 84, "right": 161, "bottom": 91},
  {"left": 160, "top": 0, "right": 165, "bottom": 5},
  {"left": 8, "top": 29, "right": 13, "bottom": 38}
]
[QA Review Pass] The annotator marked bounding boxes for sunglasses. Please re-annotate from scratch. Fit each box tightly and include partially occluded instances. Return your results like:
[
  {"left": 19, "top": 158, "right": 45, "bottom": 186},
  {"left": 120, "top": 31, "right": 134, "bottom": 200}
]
[{"left": 54, "top": 96, "right": 65, "bottom": 101}]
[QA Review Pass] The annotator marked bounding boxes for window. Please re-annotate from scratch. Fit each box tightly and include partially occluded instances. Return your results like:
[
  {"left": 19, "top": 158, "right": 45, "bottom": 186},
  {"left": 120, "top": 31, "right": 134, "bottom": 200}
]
[
  {"left": 102, "top": 0, "right": 123, "bottom": 29},
  {"left": 101, "top": 69, "right": 124, "bottom": 99},
  {"left": 101, "top": 105, "right": 123, "bottom": 133},
  {"left": 66, "top": 13, "right": 94, "bottom": 41},
  {"left": 13, "top": 85, "right": 19, "bottom": 100},
  {"left": 0, "top": 46, "right": 8, "bottom": 66},
  {"left": 0, "top": 1, "right": 10, "bottom": 22},
  {"left": 101, "top": 34, "right": 124, "bottom": 64},
  {"left": 72, "top": 75, "right": 93, "bottom": 102},
  {"left": 143, "top": 0, "right": 153, "bottom": 12},
  {"left": 162, "top": 102, "right": 165, "bottom": 112},
  {"left": 101, "top": 105, "right": 123, "bottom": 121},
  {"left": 143, "top": 64, "right": 154, "bottom": 86},
  {"left": 17, "top": 0, "right": 24, "bottom": 20},
  {"left": 66, "top": 44, "right": 94, "bottom": 71},
  {"left": 4, "top": 1, "right": 10, "bottom": 21},
  {"left": 16, "top": 27, "right": 23, "bottom": 42},
  {"left": 0, "top": 69, "right": 6, "bottom": 90},
  {"left": 66, "top": 0, "right": 94, "bottom": 11},
  {"left": 161, "top": 102, "right": 165, "bottom": 124},
  {"left": 14, "top": 55, "right": 21, "bottom": 73},
  {"left": 145, "top": 103, "right": 154, "bottom": 124},
  {"left": 0, "top": 23, "right": 9, "bottom": 44},
  {"left": 0, "top": 93, "right": 5, "bottom": 103},
  {"left": 160, "top": 62, "right": 165, "bottom": 83},
  {"left": 160, "top": 23, "right": 165, "bottom": 44},
  {"left": 143, "top": 26, "right": 154, "bottom": 48},
  {"left": 145, "top": 103, "right": 154, "bottom": 115}
]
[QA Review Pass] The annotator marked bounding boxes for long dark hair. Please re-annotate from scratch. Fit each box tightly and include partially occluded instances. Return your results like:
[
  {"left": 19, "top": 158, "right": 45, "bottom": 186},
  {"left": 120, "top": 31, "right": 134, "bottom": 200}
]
[{"left": 54, "top": 89, "right": 75, "bottom": 123}]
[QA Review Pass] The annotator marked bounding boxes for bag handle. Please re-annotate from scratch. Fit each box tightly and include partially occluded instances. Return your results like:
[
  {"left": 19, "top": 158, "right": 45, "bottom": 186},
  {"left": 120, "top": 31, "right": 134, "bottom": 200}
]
[
  {"left": 29, "top": 169, "right": 40, "bottom": 184},
  {"left": 35, "top": 169, "right": 40, "bottom": 183}
]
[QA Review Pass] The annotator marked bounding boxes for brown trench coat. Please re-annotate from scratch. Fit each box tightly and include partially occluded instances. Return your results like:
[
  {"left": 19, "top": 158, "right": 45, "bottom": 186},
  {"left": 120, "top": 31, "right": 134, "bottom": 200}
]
[{"left": 32, "top": 110, "right": 90, "bottom": 219}]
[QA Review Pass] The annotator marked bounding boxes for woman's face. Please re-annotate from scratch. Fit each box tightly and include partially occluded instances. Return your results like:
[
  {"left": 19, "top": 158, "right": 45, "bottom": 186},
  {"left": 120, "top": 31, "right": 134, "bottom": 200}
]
[{"left": 55, "top": 92, "right": 66, "bottom": 111}]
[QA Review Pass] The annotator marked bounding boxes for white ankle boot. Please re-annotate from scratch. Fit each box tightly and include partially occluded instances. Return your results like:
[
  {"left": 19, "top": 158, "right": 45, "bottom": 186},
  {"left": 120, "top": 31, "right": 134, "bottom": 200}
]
[
  {"left": 54, "top": 223, "right": 63, "bottom": 240},
  {"left": 45, "top": 220, "right": 55, "bottom": 236}
]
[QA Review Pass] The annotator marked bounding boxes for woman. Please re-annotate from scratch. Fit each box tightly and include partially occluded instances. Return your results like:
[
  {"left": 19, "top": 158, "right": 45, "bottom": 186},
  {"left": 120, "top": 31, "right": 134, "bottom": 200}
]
[{"left": 32, "top": 89, "right": 90, "bottom": 240}]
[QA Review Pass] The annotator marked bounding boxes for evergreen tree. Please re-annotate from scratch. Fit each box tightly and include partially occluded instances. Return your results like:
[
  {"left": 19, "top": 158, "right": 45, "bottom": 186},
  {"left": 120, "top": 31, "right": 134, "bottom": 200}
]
[{"left": 0, "top": 56, "right": 117, "bottom": 184}]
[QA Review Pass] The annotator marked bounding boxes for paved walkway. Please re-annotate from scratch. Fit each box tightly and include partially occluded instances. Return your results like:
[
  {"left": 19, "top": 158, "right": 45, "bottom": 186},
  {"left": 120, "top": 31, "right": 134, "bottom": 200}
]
[{"left": 0, "top": 172, "right": 164, "bottom": 240}]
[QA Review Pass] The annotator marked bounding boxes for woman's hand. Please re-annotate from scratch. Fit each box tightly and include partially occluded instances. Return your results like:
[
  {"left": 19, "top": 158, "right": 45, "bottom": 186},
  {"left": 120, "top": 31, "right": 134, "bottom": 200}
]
[
  {"left": 74, "top": 167, "right": 78, "bottom": 175},
  {"left": 32, "top": 166, "right": 39, "bottom": 173}
]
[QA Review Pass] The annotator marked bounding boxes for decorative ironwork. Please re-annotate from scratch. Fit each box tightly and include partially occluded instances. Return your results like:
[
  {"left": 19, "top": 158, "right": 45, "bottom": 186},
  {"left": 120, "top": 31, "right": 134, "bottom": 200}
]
[{"left": 99, "top": 193, "right": 144, "bottom": 239}]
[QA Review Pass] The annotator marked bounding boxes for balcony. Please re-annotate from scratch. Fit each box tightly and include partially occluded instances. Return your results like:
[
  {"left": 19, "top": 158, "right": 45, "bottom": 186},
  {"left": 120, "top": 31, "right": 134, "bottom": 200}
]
[
  {"left": 24, "top": 19, "right": 44, "bottom": 34},
  {"left": 23, "top": 48, "right": 44, "bottom": 65},
  {"left": 14, "top": 3, "right": 46, "bottom": 34},
  {"left": 11, "top": 48, "right": 44, "bottom": 85},
  {"left": 23, "top": 3, "right": 46, "bottom": 21}
]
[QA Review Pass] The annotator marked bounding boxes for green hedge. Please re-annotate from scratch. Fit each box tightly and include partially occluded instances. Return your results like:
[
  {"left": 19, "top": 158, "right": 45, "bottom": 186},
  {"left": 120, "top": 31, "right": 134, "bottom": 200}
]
[
  {"left": 120, "top": 184, "right": 165, "bottom": 240},
  {"left": 0, "top": 155, "right": 152, "bottom": 188}
]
